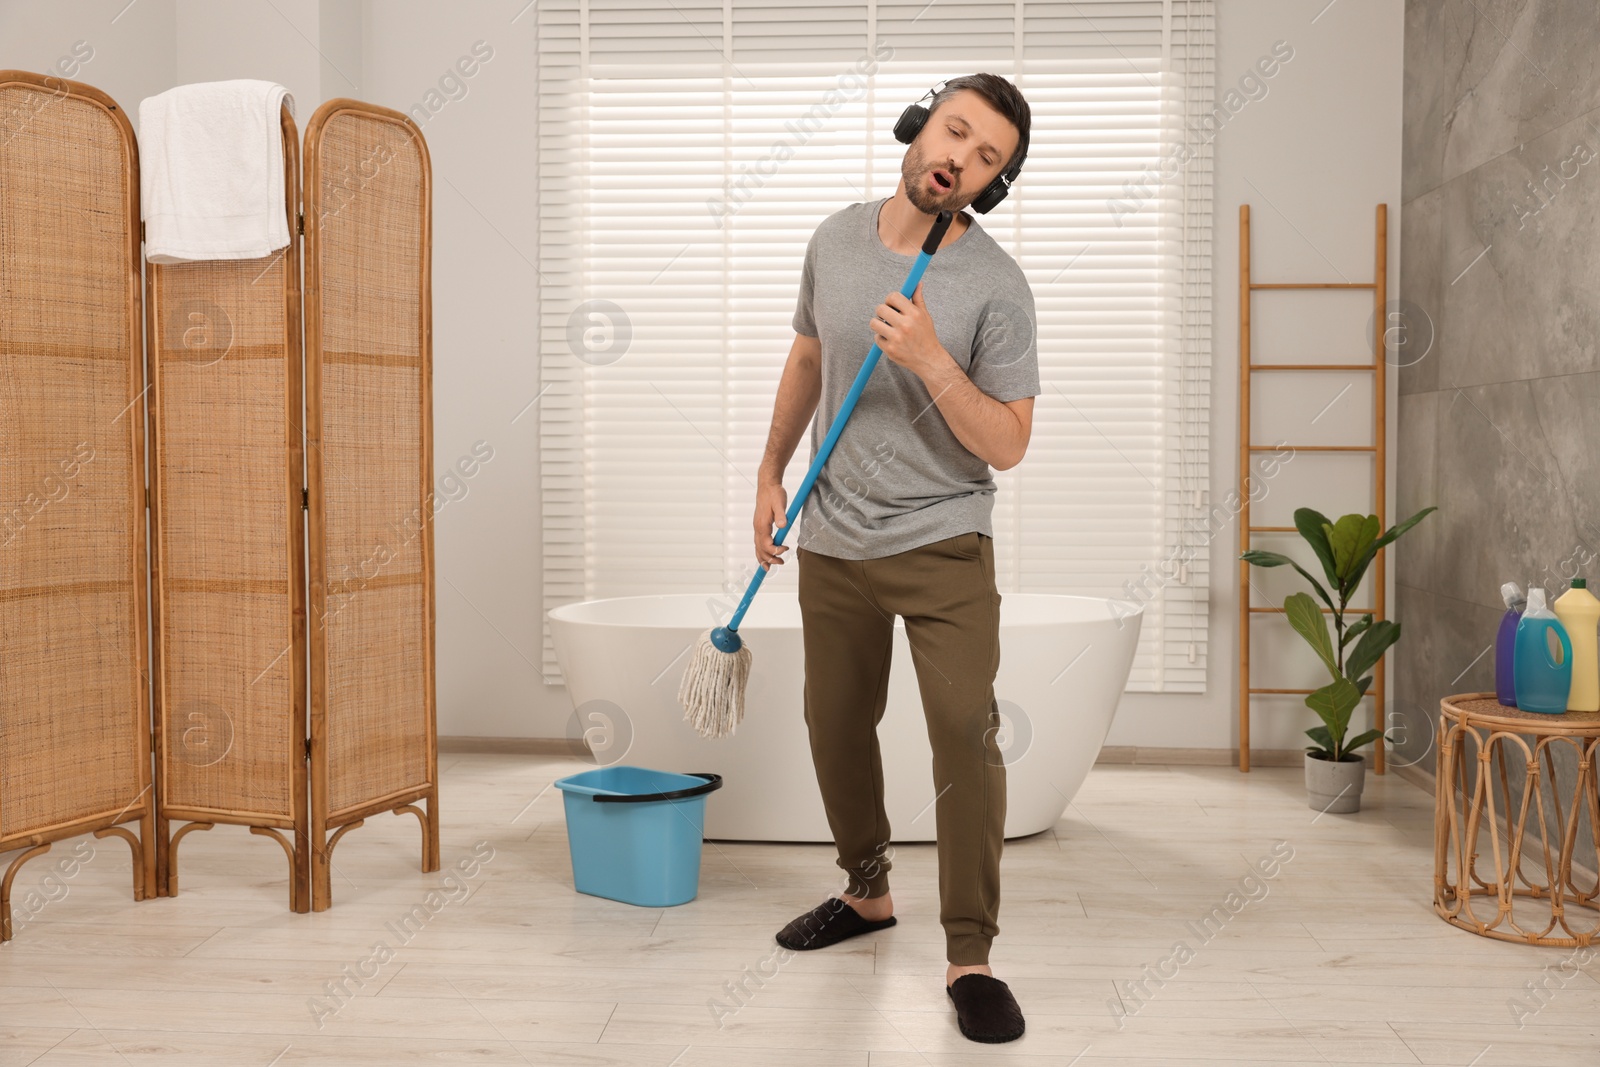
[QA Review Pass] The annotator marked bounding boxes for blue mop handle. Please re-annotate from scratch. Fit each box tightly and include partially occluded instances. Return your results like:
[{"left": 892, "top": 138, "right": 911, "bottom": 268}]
[{"left": 723, "top": 209, "right": 954, "bottom": 636}]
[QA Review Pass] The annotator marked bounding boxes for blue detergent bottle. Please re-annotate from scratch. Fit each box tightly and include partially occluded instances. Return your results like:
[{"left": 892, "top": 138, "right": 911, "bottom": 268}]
[
  {"left": 1514, "top": 586, "right": 1573, "bottom": 715},
  {"left": 1495, "top": 581, "right": 1526, "bottom": 706}
]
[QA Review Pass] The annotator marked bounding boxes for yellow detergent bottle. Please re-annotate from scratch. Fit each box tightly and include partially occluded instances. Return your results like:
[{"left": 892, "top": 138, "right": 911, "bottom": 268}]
[{"left": 1554, "top": 578, "right": 1600, "bottom": 712}]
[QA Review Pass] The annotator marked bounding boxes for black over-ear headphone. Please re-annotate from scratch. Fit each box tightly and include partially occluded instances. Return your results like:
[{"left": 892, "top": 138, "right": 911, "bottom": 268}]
[{"left": 893, "top": 80, "right": 1026, "bottom": 214}]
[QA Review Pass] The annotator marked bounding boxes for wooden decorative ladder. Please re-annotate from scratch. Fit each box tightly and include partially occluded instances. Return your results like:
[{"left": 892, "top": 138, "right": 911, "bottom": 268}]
[{"left": 1237, "top": 203, "right": 1390, "bottom": 774}]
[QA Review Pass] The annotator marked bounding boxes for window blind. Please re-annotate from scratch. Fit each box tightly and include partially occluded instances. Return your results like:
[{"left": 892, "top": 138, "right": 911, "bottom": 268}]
[{"left": 536, "top": 0, "right": 1215, "bottom": 692}]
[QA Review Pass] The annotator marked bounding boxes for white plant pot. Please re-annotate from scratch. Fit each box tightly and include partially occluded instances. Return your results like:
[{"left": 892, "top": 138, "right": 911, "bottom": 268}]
[{"left": 1305, "top": 752, "right": 1366, "bottom": 814}]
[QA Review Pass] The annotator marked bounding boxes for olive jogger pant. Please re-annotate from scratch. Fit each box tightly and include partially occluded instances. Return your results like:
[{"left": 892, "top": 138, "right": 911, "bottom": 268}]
[{"left": 796, "top": 530, "right": 1006, "bottom": 966}]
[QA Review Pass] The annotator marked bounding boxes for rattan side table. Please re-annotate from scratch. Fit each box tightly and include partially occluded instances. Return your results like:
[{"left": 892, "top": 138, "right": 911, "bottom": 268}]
[{"left": 1434, "top": 692, "right": 1600, "bottom": 946}]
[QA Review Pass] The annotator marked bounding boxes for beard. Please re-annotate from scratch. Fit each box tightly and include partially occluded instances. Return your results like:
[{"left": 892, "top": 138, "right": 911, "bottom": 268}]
[{"left": 902, "top": 141, "right": 964, "bottom": 214}]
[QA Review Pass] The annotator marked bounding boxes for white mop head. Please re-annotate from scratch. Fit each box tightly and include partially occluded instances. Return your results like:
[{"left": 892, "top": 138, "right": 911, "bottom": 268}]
[{"left": 679, "top": 628, "right": 753, "bottom": 738}]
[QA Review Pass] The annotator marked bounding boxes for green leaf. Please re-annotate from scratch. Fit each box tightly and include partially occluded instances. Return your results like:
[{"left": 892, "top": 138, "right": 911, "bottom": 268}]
[
  {"left": 1371, "top": 505, "right": 1438, "bottom": 553},
  {"left": 1305, "top": 725, "right": 1335, "bottom": 758},
  {"left": 1327, "top": 514, "right": 1381, "bottom": 583},
  {"left": 1241, "top": 548, "right": 1337, "bottom": 613},
  {"left": 1343, "top": 554, "right": 1377, "bottom": 608},
  {"left": 1353, "top": 674, "right": 1374, "bottom": 696},
  {"left": 1341, "top": 614, "right": 1374, "bottom": 649},
  {"left": 1346, "top": 620, "right": 1401, "bottom": 685},
  {"left": 1284, "top": 592, "right": 1338, "bottom": 677},
  {"left": 1305, "top": 676, "right": 1363, "bottom": 750},
  {"left": 1294, "top": 507, "right": 1341, "bottom": 592},
  {"left": 1341, "top": 728, "right": 1387, "bottom": 754},
  {"left": 1343, "top": 506, "right": 1439, "bottom": 598}
]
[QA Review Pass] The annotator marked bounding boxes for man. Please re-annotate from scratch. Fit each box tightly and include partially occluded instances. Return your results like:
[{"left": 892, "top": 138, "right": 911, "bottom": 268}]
[{"left": 752, "top": 73, "right": 1038, "bottom": 1044}]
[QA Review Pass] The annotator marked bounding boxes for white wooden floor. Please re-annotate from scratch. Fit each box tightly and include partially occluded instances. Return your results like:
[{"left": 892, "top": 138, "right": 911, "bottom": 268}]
[{"left": 3, "top": 754, "right": 1598, "bottom": 1065}]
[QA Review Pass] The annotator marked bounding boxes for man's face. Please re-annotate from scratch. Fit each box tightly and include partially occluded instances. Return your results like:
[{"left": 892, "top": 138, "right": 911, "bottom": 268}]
[{"left": 902, "top": 89, "right": 1019, "bottom": 214}]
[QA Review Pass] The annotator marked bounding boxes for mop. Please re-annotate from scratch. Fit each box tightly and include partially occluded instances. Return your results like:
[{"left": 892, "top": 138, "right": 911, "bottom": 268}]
[{"left": 679, "top": 209, "right": 956, "bottom": 738}]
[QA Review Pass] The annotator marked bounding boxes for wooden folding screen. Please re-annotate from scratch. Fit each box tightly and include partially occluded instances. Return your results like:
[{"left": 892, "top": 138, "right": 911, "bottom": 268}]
[
  {"left": 0, "top": 71, "right": 157, "bottom": 941},
  {"left": 145, "top": 102, "right": 310, "bottom": 911},
  {"left": 302, "top": 99, "right": 439, "bottom": 911},
  {"left": 0, "top": 77, "right": 436, "bottom": 933}
]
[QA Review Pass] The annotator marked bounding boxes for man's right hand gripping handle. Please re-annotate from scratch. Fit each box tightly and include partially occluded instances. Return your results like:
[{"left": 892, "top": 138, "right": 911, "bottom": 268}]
[{"left": 754, "top": 480, "right": 790, "bottom": 571}]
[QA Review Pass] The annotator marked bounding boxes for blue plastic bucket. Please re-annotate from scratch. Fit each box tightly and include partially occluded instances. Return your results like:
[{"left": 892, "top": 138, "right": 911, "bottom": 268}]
[{"left": 553, "top": 765, "right": 723, "bottom": 907}]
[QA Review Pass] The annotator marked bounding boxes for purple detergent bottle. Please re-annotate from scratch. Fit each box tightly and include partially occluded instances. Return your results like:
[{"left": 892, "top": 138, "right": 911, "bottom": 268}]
[{"left": 1496, "top": 581, "right": 1526, "bottom": 706}]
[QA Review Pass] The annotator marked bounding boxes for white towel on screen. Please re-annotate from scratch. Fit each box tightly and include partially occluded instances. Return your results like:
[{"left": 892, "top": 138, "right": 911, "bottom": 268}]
[{"left": 138, "top": 79, "right": 295, "bottom": 263}]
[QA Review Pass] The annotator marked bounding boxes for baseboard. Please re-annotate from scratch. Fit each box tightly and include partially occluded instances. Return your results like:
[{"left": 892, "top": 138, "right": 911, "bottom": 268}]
[
  {"left": 439, "top": 736, "right": 588, "bottom": 756},
  {"left": 1390, "top": 757, "right": 1435, "bottom": 794},
  {"left": 438, "top": 739, "right": 1429, "bottom": 782},
  {"left": 442, "top": 740, "right": 1316, "bottom": 767},
  {"left": 1094, "top": 746, "right": 1304, "bottom": 767},
  {"left": 1093, "top": 747, "right": 1447, "bottom": 773}
]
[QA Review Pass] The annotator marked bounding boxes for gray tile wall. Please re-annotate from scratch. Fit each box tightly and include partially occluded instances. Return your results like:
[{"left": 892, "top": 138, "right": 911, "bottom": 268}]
[{"left": 1399, "top": 0, "right": 1599, "bottom": 864}]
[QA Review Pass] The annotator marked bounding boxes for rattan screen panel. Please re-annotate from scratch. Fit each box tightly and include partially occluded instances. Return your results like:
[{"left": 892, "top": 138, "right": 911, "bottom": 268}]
[
  {"left": 0, "top": 74, "right": 153, "bottom": 853},
  {"left": 304, "top": 99, "right": 436, "bottom": 895},
  {"left": 147, "top": 105, "right": 306, "bottom": 840}
]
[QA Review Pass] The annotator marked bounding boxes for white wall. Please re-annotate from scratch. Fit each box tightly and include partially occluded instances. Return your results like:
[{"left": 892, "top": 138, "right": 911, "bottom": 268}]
[
  {"left": 0, "top": 0, "right": 1405, "bottom": 751},
  {"left": 358, "top": 3, "right": 544, "bottom": 739},
  {"left": 1105, "top": 0, "right": 1404, "bottom": 753},
  {"left": 1, "top": 0, "right": 177, "bottom": 116}
]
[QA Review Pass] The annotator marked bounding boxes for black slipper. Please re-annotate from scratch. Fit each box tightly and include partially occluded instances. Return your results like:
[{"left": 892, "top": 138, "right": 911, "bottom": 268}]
[
  {"left": 774, "top": 898, "right": 896, "bottom": 951},
  {"left": 946, "top": 973, "right": 1026, "bottom": 1043}
]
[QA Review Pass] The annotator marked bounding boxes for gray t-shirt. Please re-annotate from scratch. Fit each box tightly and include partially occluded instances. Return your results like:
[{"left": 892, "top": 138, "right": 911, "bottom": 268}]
[{"left": 791, "top": 197, "right": 1040, "bottom": 560}]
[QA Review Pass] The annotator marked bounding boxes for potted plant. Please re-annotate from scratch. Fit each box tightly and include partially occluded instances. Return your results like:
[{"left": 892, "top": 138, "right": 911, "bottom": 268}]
[{"left": 1241, "top": 505, "right": 1436, "bottom": 813}]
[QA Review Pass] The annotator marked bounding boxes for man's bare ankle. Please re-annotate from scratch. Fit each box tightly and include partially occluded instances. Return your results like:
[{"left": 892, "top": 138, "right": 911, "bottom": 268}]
[
  {"left": 946, "top": 962, "right": 993, "bottom": 984},
  {"left": 840, "top": 890, "right": 893, "bottom": 919}
]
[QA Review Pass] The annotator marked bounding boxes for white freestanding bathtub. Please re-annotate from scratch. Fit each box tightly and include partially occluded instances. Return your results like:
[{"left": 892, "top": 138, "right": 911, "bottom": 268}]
[{"left": 548, "top": 591, "right": 1142, "bottom": 842}]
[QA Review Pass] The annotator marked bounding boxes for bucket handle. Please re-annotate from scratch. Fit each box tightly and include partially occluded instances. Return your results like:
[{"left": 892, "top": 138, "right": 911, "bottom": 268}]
[{"left": 589, "top": 772, "right": 723, "bottom": 804}]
